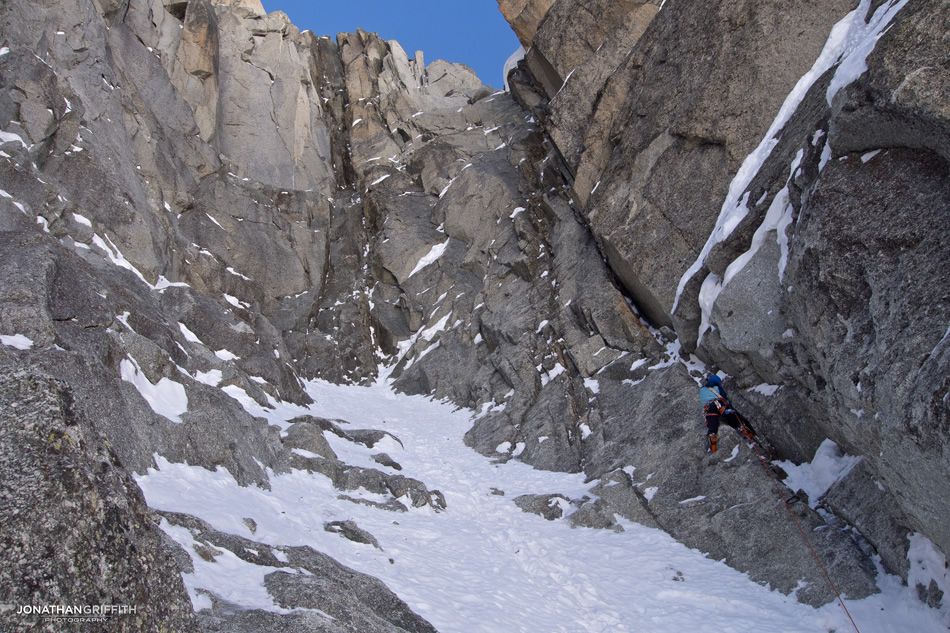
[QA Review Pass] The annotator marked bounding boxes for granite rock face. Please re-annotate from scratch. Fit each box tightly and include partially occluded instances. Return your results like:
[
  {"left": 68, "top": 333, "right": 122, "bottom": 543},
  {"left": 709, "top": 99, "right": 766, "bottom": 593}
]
[
  {"left": 504, "top": 0, "right": 950, "bottom": 603},
  {"left": 0, "top": 0, "right": 477, "bottom": 628},
  {"left": 0, "top": 369, "right": 200, "bottom": 633},
  {"left": 0, "top": 0, "right": 948, "bottom": 625},
  {"left": 497, "top": 0, "right": 557, "bottom": 49}
]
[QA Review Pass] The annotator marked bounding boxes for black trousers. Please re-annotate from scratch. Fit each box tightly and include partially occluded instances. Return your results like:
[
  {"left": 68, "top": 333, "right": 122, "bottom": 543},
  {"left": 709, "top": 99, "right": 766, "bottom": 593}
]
[{"left": 705, "top": 410, "right": 754, "bottom": 436}]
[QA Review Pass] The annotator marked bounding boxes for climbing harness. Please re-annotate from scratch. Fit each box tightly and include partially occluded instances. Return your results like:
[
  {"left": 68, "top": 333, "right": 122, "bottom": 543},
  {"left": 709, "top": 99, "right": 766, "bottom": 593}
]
[
  {"left": 705, "top": 396, "right": 728, "bottom": 416},
  {"left": 746, "top": 440, "right": 862, "bottom": 633}
]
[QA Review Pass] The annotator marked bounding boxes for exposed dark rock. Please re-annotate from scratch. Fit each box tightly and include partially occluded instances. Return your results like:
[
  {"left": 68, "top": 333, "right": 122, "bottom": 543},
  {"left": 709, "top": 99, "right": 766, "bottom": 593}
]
[
  {"left": 514, "top": 493, "right": 572, "bottom": 521},
  {"left": 264, "top": 570, "right": 437, "bottom": 633},
  {"left": 0, "top": 369, "right": 199, "bottom": 633},
  {"left": 373, "top": 453, "right": 403, "bottom": 470},
  {"left": 282, "top": 419, "right": 339, "bottom": 460},
  {"left": 822, "top": 460, "right": 912, "bottom": 578},
  {"left": 580, "top": 469, "right": 660, "bottom": 530},
  {"left": 325, "top": 520, "right": 382, "bottom": 549},
  {"left": 918, "top": 579, "right": 945, "bottom": 610},
  {"left": 159, "top": 511, "right": 436, "bottom": 633}
]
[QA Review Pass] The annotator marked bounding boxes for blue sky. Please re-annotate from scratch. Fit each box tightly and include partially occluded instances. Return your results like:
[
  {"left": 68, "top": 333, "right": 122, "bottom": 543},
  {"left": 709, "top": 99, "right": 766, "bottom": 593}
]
[{"left": 260, "top": 1, "right": 521, "bottom": 88}]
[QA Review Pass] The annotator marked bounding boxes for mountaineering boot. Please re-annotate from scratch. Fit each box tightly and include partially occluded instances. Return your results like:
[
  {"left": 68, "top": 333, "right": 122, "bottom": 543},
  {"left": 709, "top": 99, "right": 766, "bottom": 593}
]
[
  {"left": 739, "top": 424, "right": 755, "bottom": 442},
  {"left": 708, "top": 433, "right": 718, "bottom": 453}
]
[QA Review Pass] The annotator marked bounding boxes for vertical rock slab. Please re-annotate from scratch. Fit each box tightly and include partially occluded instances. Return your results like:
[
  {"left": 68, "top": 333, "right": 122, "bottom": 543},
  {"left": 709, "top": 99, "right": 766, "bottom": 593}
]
[
  {"left": 209, "top": 6, "right": 336, "bottom": 192},
  {"left": 545, "top": 0, "right": 661, "bottom": 179},
  {"left": 338, "top": 30, "right": 408, "bottom": 170},
  {"left": 784, "top": 146, "right": 950, "bottom": 556},
  {"left": 172, "top": 0, "right": 220, "bottom": 141},
  {"left": 585, "top": 0, "right": 859, "bottom": 337},
  {"left": 525, "top": 0, "right": 660, "bottom": 100}
]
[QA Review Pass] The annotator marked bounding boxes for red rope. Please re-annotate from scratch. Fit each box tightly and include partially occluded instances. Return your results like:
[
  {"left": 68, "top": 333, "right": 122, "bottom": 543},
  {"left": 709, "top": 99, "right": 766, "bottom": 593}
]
[{"left": 747, "top": 440, "right": 862, "bottom": 633}]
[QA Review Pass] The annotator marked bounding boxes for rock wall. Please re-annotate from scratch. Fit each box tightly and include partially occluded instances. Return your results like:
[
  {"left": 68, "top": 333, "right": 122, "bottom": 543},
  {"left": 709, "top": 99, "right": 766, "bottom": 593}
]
[
  {"left": 0, "top": 0, "right": 453, "bottom": 628},
  {"left": 0, "top": 368, "right": 200, "bottom": 633},
  {"left": 504, "top": 0, "right": 950, "bottom": 601},
  {"left": 0, "top": 0, "right": 948, "bottom": 626}
]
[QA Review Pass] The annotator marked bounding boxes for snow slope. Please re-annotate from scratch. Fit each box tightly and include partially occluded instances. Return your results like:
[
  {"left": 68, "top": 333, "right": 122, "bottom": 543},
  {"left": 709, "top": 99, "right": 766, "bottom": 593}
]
[{"left": 137, "top": 368, "right": 948, "bottom": 633}]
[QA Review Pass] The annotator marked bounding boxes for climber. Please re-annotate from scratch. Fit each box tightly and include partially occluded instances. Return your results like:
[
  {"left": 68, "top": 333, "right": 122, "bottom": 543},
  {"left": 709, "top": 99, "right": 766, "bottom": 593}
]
[{"left": 699, "top": 375, "right": 755, "bottom": 453}]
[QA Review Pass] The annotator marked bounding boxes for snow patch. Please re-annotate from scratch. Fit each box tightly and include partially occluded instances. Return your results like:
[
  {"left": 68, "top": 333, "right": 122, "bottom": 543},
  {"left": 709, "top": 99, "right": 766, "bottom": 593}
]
[
  {"left": 583, "top": 377, "right": 600, "bottom": 395},
  {"left": 0, "top": 129, "right": 26, "bottom": 147},
  {"left": 826, "top": 0, "right": 912, "bottom": 104},
  {"left": 748, "top": 383, "right": 781, "bottom": 397},
  {"left": 91, "top": 234, "right": 150, "bottom": 286},
  {"left": 630, "top": 358, "right": 649, "bottom": 372},
  {"left": 120, "top": 356, "right": 188, "bottom": 424},
  {"left": 408, "top": 240, "right": 449, "bottom": 278},
  {"left": 420, "top": 314, "right": 450, "bottom": 342},
  {"left": 540, "top": 363, "right": 566, "bottom": 386},
  {"left": 194, "top": 369, "right": 223, "bottom": 387},
  {"left": 223, "top": 293, "right": 250, "bottom": 309},
  {"left": 205, "top": 213, "right": 224, "bottom": 230},
  {"left": 159, "top": 517, "right": 301, "bottom": 614},
  {"left": 226, "top": 266, "right": 251, "bottom": 281},
  {"left": 0, "top": 334, "right": 34, "bottom": 350},
  {"left": 133, "top": 369, "right": 948, "bottom": 633},
  {"left": 679, "top": 495, "right": 706, "bottom": 504},
  {"left": 776, "top": 439, "right": 862, "bottom": 508},
  {"left": 724, "top": 444, "right": 741, "bottom": 463}
]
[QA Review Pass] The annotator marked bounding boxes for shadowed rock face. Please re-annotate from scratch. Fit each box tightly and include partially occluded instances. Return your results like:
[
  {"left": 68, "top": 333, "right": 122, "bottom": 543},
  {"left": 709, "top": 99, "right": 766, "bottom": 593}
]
[
  {"left": 0, "top": 0, "right": 948, "bottom": 624},
  {"left": 0, "top": 369, "right": 201, "bottom": 633},
  {"left": 505, "top": 0, "right": 950, "bottom": 600}
]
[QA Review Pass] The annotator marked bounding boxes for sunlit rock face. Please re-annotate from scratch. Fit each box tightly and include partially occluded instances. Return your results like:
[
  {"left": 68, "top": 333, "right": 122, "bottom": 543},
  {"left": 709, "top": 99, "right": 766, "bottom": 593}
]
[{"left": 0, "top": 0, "right": 947, "bottom": 627}]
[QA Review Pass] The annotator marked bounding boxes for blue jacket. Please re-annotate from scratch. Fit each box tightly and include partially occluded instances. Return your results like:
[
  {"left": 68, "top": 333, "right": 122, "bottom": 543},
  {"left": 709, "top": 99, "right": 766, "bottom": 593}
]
[{"left": 699, "top": 385, "right": 726, "bottom": 409}]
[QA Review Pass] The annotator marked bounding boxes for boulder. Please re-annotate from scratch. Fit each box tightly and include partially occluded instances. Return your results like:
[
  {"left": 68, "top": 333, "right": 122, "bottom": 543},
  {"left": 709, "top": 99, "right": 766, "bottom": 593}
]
[
  {"left": 159, "top": 512, "right": 437, "bottom": 633},
  {"left": 325, "top": 520, "right": 382, "bottom": 549},
  {"left": 514, "top": 493, "right": 572, "bottom": 520},
  {"left": 282, "top": 421, "right": 338, "bottom": 460}
]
